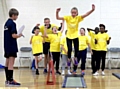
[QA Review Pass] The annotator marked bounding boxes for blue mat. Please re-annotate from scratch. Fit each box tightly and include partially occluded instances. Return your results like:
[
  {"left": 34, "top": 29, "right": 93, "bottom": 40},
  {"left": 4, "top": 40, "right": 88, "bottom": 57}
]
[
  {"left": 0, "top": 64, "right": 5, "bottom": 68},
  {"left": 62, "top": 74, "right": 87, "bottom": 88},
  {"left": 112, "top": 73, "right": 120, "bottom": 79}
]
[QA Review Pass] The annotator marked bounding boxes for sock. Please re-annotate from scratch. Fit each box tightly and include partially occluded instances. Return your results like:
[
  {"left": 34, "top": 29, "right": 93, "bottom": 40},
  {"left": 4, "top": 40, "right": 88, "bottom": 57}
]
[
  {"left": 68, "top": 66, "right": 70, "bottom": 70},
  {"left": 5, "top": 67, "right": 9, "bottom": 81},
  {"left": 8, "top": 70, "right": 13, "bottom": 81},
  {"left": 36, "top": 69, "right": 38, "bottom": 71}
]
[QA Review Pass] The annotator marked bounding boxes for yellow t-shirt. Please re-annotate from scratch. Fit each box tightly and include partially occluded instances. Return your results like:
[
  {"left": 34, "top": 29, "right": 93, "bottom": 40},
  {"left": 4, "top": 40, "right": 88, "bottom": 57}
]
[
  {"left": 95, "top": 33, "right": 110, "bottom": 51},
  {"left": 60, "top": 36, "right": 67, "bottom": 55},
  {"left": 31, "top": 35, "right": 43, "bottom": 54},
  {"left": 48, "top": 32, "right": 62, "bottom": 52},
  {"left": 63, "top": 15, "right": 83, "bottom": 39},
  {"left": 88, "top": 31, "right": 97, "bottom": 50},
  {"left": 39, "top": 24, "right": 58, "bottom": 42},
  {"left": 78, "top": 35, "right": 89, "bottom": 51}
]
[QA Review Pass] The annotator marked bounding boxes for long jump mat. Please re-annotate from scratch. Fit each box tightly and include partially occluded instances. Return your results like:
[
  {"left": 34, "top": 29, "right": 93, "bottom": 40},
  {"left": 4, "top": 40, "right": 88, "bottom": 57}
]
[
  {"left": 62, "top": 74, "right": 87, "bottom": 88},
  {"left": 112, "top": 73, "right": 120, "bottom": 79}
]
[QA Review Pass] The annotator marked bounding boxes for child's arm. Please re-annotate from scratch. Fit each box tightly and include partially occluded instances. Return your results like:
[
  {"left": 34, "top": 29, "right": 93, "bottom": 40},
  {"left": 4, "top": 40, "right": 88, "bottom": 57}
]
[
  {"left": 105, "top": 30, "right": 108, "bottom": 33},
  {"left": 36, "top": 24, "right": 40, "bottom": 27},
  {"left": 81, "top": 4, "right": 95, "bottom": 18},
  {"left": 32, "top": 25, "right": 40, "bottom": 34},
  {"left": 41, "top": 35, "right": 45, "bottom": 43},
  {"left": 87, "top": 28, "right": 94, "bottom": 32},
  {"left": 94, "top": 35, "right": 98, "bottom": 44},
  {"left": 30, "top": 36, "right": 33, "bottom": 44},
  {"left": 107, "top": 37, "right": 111, "bottom": 45},
  {"left": 56, "top": 8, "right": 64, "bottom": 20},
  {"left": 61, "top": 45, "right": 67, "bottom": 54},
  {"left": 60, "top": 20, "right": 64, "bottom": 33},
  {"left": 58, "top": 22, "right": 62, "bottom": 31},
  {"left": 95, "top": 39, "right": 97, "bottom": 44},
  {"left": 44, "top": 26, "right": 48, "bottom": 38},
  {"left": 12, "top": 33, "right": 22, "bottom": 38},
  {"left": 87, "top": 43, "right": 93, "bottom": 55}
]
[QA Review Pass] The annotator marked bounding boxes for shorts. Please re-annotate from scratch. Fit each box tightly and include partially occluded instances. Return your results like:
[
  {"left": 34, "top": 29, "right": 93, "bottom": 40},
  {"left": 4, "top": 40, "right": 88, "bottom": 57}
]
[
  {"left": 33, "top": 53, "right": 42, "bottom": 56},
  {"left": 4, "top": 52, "right": 17, "bottom": 58},
  {"left": 43, "top": 42, "right": 50, "bottom": 54}
]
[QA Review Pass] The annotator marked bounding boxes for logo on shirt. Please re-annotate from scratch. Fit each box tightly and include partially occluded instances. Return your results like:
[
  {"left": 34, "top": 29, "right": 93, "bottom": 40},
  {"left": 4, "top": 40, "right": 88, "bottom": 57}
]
[
  {"left": 68, "top": 24, "right": 77, "bottom": 28},
  {"left": 4, "top": 26, "right": 8, "bottom": 30}
]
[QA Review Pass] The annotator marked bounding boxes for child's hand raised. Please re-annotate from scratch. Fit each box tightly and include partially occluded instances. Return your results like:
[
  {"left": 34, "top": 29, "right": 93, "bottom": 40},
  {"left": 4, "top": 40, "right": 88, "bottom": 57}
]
[
  {"left": 56, "top": 8, "right": 61, "bottom": 12},
  {"left": 36, "top": 24, "right": 40, "bottom": 27},
  {"left": 92, "top": 4, "right": 95, "bottom": 11}
]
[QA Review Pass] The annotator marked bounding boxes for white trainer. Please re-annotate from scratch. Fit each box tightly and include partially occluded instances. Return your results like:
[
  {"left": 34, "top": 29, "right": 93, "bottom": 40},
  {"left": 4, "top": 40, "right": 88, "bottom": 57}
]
[
  {"left": 68, "top": 70, "right": 71, "bottom": 75},
  {"left": 93, "top": 72, "right": 99, "bottom": 76},
  {"left": 62, "top": 70, "right": 65, "bottom": 75},
  {"left": 102, "top": 71, "right": 105, "bottom": 76}
]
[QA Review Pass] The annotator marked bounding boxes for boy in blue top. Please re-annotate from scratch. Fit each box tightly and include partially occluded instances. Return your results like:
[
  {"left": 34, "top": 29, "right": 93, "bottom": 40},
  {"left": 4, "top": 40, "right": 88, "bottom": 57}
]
[{"left": 4, "top": 8, "right": 22, "bottom": 86}]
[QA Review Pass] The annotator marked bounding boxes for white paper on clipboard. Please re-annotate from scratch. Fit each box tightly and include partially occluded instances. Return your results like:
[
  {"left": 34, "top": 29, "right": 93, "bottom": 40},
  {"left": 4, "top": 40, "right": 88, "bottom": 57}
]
[{"left": 17, "top": 25, "right": 25, "bottom": 35}]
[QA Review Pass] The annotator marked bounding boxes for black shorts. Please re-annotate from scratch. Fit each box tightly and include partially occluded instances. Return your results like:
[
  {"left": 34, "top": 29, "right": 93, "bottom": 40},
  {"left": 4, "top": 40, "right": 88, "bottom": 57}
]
[
  {"left": 43, "top": 42, "right": 50, "bottom": 54},
  {"left": 33, "top": 53, "right": 42, "bottom": 56},
  {"left": 4, "top": 52, "right": 17, "bottom": 58}
]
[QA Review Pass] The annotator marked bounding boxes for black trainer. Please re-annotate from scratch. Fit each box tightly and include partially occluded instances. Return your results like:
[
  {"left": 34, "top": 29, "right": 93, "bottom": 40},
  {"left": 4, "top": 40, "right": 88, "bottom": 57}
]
[
  {"left": 36, "top": 69, "right": 39, "bottom": 75},
  {"left": 56, "top": 71, "right": 61, "bottom": 75}
]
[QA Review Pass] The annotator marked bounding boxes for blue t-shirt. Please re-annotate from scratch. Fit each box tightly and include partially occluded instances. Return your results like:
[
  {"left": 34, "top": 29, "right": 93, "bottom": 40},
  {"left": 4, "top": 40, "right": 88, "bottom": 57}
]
[{"left": 4, "top": 19, "right": 18, "bottom": 53}]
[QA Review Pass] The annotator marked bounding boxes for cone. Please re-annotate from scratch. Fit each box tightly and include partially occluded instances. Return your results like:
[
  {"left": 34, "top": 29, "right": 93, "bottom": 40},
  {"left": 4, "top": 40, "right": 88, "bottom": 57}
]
[{"left": 46, "top": 60, "right": 56, "bottom": 85}]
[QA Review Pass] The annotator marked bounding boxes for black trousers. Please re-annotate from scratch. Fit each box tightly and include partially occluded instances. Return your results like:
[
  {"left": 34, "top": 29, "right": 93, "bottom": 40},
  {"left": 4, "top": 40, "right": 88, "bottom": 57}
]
[
  {"left": 74, "top": 49, "right": 87, "bottom": 71},
  {"left": 66, "top": 37, "right": 79, "bottom": 59},
  {"left": 51, "top": 52, "right": 60, "bottom": 71},
  {"left": 91, "top": 50, "right": 97, "bottom": 73},
  {"left": 96, "top": 51, "right": 106, "bottom": 71}
]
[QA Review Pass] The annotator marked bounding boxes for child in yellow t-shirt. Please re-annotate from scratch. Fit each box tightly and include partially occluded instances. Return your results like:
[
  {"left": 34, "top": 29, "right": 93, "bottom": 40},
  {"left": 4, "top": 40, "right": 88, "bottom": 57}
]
[
  {"left": 60, "top": 30, "right": 72, "bottom": 75},
  {"left": 87, "top": 27, "right": 99, "bottom": 74},
  {"left": 73, "top": 28, "right": 92, "bottom": 75},
  {"left": 32, "top": 18, "right": 61, "bottom": 74},
  {"left": 94, "top": 24, "right": 111, "bottom": 76},
  {"left": 56, "top": 4, "right": 95, "bottom": 66},
  {"left": 44, "top": 21, "right": 64, "bottom": 75},
  {"left": 30, "top": 26, "right": 43, "bottom": 75}
]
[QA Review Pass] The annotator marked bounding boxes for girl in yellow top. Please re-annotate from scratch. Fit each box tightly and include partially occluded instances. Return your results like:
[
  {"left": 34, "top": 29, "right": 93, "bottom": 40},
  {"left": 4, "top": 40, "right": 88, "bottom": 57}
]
[
  {"left": 56, "top": 4, "right": 95, "bottom": 66},
  {"left": 74, "top": 28, "right": 92, "bottom": 75},
  {"left": 44, "top": 21, "right": 64, "bottom": 75},
  {"left": 30, "top": 27, "right": 43, "bottom": 75},
  {"left": 94, "top": 24, "right": 111, "bottom": 76}
]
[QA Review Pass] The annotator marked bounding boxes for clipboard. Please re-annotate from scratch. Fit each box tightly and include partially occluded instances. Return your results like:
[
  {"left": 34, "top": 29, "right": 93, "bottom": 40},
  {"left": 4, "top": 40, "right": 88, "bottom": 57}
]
[{"left": 17, "top": 25, "right": 25, "bottom": 37}]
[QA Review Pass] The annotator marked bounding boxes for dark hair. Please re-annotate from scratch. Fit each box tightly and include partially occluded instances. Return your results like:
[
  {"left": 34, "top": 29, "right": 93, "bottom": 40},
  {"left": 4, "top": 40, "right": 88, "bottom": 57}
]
[
  {"left": 44, "top": 18, "right": 50, "bottom": 21},
  {"left": 80, "top": 27, "right": 85, "bottom": 31},
  {"left": 80, "top": 27, "right": 85, "bottom": 35},
  {"left": 95, "top": 27, "right": 99, "bottom": 31},
  {"left": 99, "top": 24, "right": 105, "bottom": 29},
  {"left": 32, "top": 26, "right": 40, "bottom": 34},
  {"left": 9, "top": 8, "right": 19, "bottom": 17}
]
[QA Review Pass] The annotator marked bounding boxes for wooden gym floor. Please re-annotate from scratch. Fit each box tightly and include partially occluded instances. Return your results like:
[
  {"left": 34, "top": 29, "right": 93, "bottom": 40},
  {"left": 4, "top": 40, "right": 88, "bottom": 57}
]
[{"left": 0, "top": 68, "right": 120, "bottom": 89}]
